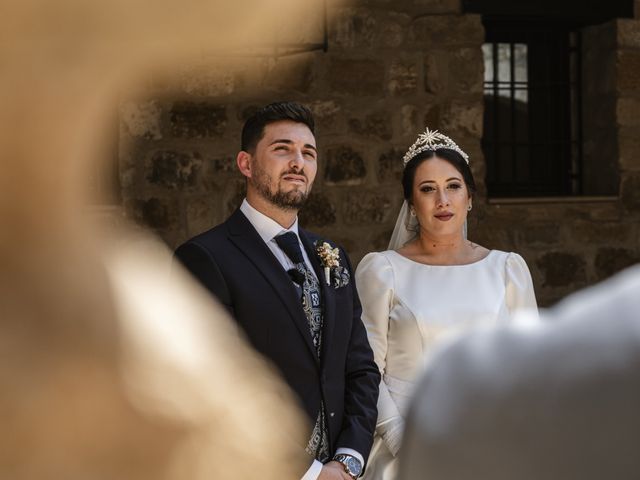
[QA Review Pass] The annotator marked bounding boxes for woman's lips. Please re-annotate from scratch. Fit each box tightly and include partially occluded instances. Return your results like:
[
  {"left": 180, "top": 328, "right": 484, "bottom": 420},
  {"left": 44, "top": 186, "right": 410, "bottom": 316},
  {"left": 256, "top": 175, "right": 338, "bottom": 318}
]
[{"left": 434, "top": 213, "right": 454, "bottom": 221}]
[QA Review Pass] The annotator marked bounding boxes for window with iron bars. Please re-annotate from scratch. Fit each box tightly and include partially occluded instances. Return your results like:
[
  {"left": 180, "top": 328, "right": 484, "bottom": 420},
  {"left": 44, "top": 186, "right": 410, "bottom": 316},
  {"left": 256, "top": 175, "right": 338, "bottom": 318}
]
[{"left": 482, "top": 19, "right": 582, "bottom": 197}]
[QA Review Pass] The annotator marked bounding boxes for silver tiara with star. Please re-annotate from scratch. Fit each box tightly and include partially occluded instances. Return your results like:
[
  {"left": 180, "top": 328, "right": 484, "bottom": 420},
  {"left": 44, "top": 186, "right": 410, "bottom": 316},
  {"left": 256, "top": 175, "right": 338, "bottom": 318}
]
[{"left": 402, "top": 128, "right": 469, "bottom": 165}]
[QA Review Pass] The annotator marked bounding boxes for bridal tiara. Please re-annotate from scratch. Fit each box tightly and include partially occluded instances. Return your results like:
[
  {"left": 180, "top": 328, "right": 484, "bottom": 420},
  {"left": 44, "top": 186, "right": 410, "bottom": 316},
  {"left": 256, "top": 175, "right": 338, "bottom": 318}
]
[{"left": 402, "top": 128, "right": 469, "bottom": 165}]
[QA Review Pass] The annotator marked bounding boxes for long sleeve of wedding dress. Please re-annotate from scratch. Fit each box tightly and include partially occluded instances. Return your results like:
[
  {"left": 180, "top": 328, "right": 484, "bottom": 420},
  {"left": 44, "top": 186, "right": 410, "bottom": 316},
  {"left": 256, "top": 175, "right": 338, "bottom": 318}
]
[
  {"left": 505, "top": 252, "right": 538, "bottom": 314},
  {"left": 355, "top": 253, "right": 404, "bottom": 455}
]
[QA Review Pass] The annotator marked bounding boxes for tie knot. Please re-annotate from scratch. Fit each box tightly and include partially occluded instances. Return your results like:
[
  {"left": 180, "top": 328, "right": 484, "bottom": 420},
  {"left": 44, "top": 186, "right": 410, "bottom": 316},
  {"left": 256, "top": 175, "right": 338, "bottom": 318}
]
[{"left": 275, "top": 232, "right": 305, "bottom": 264}]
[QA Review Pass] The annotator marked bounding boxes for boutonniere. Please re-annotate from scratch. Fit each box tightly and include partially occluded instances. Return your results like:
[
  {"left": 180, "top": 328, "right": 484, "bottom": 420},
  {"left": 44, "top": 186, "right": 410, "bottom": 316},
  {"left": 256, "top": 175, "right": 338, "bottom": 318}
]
[{"left": 315, "top": 241, "right": 350, "bottom": 288}]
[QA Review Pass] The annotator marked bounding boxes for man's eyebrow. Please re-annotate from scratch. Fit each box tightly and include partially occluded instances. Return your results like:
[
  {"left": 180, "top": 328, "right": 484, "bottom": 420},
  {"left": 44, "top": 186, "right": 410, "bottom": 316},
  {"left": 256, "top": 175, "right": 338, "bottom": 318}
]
[{"left": 269, "top": 139, "right": 317, "bottom": 152}]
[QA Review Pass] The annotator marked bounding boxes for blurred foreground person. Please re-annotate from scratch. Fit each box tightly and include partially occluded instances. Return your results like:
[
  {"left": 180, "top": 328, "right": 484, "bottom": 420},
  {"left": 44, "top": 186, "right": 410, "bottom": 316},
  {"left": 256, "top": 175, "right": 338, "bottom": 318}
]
[
  {"left": 2, "top": 230, "right": 308, "bottom": 480},
  {"left": 0, "top": 0, "right": 332, "bottom": 478},
  {"left": 398, "top": 265, "right": 640, "bottom": 480}
]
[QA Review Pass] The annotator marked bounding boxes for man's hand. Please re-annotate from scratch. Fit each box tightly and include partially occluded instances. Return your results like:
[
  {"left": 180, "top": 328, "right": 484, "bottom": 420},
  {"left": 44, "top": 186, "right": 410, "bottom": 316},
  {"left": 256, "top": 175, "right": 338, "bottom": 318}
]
[{"left": 318, "top": 461, "right": 352, "bottom": 480}]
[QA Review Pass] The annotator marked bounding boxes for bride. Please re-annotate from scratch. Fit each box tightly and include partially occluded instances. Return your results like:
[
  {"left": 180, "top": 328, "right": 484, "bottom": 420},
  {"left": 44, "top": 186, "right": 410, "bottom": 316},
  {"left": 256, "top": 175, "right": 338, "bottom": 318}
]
[{"left": 355, "top": 128, "right": 538, "bottom": 479}]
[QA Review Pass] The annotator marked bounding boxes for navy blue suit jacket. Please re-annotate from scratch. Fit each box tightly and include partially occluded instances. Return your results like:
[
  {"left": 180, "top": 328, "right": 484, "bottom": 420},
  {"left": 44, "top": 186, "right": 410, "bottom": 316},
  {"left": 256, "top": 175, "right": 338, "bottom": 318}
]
[{"left": 175, "top": 209, "right": 380, "bottom": 463}]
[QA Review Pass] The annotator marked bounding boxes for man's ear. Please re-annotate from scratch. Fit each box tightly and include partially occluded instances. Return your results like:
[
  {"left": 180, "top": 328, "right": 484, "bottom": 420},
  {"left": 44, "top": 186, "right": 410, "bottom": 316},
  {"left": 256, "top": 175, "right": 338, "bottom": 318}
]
[{"left": 237, "top": 151, "right": 252, "bottom": 178}]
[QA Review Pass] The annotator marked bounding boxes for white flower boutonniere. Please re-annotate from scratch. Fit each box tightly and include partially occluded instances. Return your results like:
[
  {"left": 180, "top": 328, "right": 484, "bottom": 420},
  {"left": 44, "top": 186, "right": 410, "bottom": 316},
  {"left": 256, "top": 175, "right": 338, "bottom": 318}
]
[{"left": 315, "top": 241, "right": 350, "bottom": 288}]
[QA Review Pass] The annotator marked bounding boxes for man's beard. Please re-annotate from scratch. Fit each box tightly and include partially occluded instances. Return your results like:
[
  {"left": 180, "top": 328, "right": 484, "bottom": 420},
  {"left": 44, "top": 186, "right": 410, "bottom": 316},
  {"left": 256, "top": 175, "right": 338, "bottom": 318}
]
[{"left": 251, "top": 165, "right": 311, "bottom": 211}]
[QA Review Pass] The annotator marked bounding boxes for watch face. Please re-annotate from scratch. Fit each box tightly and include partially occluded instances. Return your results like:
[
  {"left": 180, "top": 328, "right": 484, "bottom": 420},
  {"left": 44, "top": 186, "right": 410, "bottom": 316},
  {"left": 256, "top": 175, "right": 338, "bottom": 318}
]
[{"left": 346, "top": 457, "right": 362, "bottom": 476}]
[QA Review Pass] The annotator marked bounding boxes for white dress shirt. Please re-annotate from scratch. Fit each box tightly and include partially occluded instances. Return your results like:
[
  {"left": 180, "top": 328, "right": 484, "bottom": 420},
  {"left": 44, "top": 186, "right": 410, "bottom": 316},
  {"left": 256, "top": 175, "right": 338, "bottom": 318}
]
[{"left": 240, "top": 199, "right": 364, "bottom": 479}]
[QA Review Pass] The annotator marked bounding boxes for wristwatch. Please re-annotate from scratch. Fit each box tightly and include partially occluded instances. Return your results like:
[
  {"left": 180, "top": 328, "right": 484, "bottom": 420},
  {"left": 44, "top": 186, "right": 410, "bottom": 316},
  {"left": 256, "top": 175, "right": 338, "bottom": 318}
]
[{"left": 333, "top": 453, "right": 362, "bottom": 479}]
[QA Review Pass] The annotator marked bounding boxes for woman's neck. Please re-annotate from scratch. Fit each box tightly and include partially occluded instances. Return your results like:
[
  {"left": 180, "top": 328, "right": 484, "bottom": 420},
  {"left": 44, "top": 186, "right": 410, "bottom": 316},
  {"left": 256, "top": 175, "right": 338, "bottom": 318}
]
[{"left": 399, "top": 229, "right": 482, "bottom": 265}]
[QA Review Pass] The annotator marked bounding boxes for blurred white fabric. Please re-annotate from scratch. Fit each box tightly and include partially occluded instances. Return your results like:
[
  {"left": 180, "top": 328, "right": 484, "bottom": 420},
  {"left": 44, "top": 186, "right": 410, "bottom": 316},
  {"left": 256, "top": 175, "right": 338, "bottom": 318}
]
[{"left": 399, "top": 264, "right": 640, "bottom": 480}]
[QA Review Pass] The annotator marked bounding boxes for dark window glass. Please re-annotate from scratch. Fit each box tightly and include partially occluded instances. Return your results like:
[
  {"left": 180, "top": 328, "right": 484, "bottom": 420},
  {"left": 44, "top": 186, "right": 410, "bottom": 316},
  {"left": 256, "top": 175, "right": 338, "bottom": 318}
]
[{"left": 482, "top": 20, "right": 582, "bottom": 197}]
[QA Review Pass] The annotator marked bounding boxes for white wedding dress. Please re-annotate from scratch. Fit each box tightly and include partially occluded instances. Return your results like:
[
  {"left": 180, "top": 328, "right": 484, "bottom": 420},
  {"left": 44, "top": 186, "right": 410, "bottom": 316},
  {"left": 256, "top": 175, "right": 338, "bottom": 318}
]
[{"left": 355, "top": 249, "right": 537, "bottom": 480}]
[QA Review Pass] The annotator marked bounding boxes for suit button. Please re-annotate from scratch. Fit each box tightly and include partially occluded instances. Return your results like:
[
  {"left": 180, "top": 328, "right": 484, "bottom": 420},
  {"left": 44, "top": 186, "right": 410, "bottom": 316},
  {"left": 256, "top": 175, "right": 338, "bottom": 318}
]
[{"left": 330, "top": 412, "right": 335, "bottom": 417}]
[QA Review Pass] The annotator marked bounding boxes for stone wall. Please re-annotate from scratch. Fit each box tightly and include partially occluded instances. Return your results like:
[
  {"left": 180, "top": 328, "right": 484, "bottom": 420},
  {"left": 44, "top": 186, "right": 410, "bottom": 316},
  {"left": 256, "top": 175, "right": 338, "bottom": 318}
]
[{"left": 119, "top": 0, "right": 640, "bottom": 306}]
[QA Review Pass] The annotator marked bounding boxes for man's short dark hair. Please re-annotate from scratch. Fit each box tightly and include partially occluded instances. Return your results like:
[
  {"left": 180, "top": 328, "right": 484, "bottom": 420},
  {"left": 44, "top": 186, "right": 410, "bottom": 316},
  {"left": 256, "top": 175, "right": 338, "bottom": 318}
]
[{"left": 241, "top": 101, "right": 315, "bottom": 153}]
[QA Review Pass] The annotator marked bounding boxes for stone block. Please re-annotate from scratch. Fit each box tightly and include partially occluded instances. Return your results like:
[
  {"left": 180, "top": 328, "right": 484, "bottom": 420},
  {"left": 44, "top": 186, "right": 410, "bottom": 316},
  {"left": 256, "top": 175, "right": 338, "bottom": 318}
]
[
  {"left": 411, "top": 0, "right": 461, "bottom": 14},
  {"left": 343, "top": 191, "right": 394, "bottom": 225},
  {"left": 424, "top": 53, "right": 445, "bottom": 94},
  {"left": 441, "top": 102, "right": 483, "bottom": 137},
  {"left": 309, "top": 99, "right": 344, "bottom": 134},
  {"left": 595, "top": 247, "right": 639, "bottom": 279},
  {"left": 377, "top": 148, "right": 405, "bottom": 183},
  {"left": 617, "top": 19, "right": 640, "bottom": 47},
  {"left": 449, "top": 47, "right": 484, "bottom": 95},
  {"left": 517, "top": 224, "right": 561, "bottom": 246},
  {"left": 571, "top": 221, "right": 633, "bottom": 245},
  {"left": 617, "top": 50, "right": 640, "bottom": 91},
  {"left": 327, "top": 234, "right": 359, "bottom": 258},
  {"left": 186, "top": 196, "right": 217, "bottom": 237},
  {"left": 324, "top": 146, "right": 367, "bottom": 185},
  {"left": 618, "top": 127, "right": 640, "bottom": 171},
  {"left": 536, "top": 252, "right": 587, "bottom": 287},
  {"left": 263, "top": 54, "right": 314, "bottom": 93},
  {"left": 224, "top": 180, "right": 246, "bottom": 217},
  {"left": 401, "top": 105, "right": 420, "bottom": 137},
  {"left": 130, "top": 197, "right": 177, "bottom": 230},
  {"left": 332, "top": 7, "right": 377, "bottom": 48},
  {"left": 469, "top": 220, "right": 513, "bottom": 250},
  {"left": 349, "top": 112, "right": 393, "bottom": 140},
  {"left": 299, "top": 192, "right": 337, "bottom": 228},
  {"left": 120, "top": 100, "right": 163, "bottom": 140},
  {"left": 119, "top": 164, "right": 136, "bottom": 190},
  {"left": 375, "top": 12, "right": 410, "bottom": 48},
  {"left": 423, "top": 104, "right": 441, "bottom": 130},
  {"left": 409, "top": 15, "right": 483, "bottom": 47},
  {"left": 373, "top": 228, "right": 395, "bottom": 251},
  {"left": 310, "top": 100, "right": 342, "bottom": 120},
  {"left": 328, "top": 58, "right": 385, "bottom": 96},
  {"left": 170, "top": 102, "right": 227, "bottom": 138},
  {"left": 621, "top": 172, "right": 640, "bottom": 210},
  {"left": 388, "top": 59, "right": 418, "bottom": 95},
  {"left": 586, "top": 204, "right": 623, "bottom": 222},
  {"left": 146, "top": 150, "right": 202, "bottom": 189},
  {"left": 238, "top": 104, "right": 261, "bottom": 122},
  {"left": 209, "top": 155, "right": 237, "bottom": 174},
  {"left": 617, "top": 98, "right": 640, "bottom": 127}
]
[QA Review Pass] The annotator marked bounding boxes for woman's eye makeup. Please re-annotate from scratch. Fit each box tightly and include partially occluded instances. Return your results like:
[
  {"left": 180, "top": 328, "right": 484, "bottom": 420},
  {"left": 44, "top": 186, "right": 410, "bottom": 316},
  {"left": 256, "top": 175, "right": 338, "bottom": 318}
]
[{"left": 419, "top": 184, "right": 463, "bottom": 192}]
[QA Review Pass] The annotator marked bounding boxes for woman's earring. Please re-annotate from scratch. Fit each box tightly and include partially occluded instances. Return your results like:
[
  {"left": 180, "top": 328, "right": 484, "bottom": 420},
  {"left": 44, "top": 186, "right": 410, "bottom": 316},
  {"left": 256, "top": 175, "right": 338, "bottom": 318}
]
[
  {"left": 410, "top": 207, "right": 417, "bottom": 217},
  {"left": 467, "top": 204, "right": 472, "bottom": 212}
]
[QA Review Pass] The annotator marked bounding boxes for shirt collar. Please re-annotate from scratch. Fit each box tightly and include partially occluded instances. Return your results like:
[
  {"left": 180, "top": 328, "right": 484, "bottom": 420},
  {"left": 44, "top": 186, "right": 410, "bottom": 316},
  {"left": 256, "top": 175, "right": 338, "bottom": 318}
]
[{"left": 240, "top": 198, "right": 300, "bottom": 244}]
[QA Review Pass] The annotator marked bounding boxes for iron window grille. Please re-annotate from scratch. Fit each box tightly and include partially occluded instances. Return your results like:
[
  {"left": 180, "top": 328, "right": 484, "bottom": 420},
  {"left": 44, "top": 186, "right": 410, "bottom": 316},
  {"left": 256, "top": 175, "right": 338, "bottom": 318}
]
[{"left": 482, "top": 19, "right": 582, "bottom": 197}]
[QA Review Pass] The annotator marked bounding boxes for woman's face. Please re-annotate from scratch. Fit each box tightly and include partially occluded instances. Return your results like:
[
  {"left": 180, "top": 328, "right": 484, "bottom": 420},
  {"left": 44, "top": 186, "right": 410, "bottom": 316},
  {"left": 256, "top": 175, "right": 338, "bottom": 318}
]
[{"left": 411, "top": 156, "right": 471, "bottom": 238}]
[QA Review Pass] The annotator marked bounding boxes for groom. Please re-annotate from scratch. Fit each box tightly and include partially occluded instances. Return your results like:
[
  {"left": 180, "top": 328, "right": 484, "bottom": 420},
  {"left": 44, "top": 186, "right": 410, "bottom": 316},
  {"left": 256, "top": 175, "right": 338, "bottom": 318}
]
[{"left": 175, "top": 102, "right": 380, "bottom": 480}]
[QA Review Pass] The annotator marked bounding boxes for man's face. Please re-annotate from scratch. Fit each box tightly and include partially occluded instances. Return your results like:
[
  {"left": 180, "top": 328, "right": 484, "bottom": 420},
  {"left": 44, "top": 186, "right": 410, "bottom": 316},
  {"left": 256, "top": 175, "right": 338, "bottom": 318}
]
[{"left": 247, "top": 120, "right": 318, "bottom": 210}]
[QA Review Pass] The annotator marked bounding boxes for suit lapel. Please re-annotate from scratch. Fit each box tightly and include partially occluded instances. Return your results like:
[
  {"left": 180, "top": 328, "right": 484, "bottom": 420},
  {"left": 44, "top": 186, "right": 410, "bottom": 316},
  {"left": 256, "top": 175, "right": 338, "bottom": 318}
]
[
  {"left": 299, "top": 230, "right": 336, "bottom": 366},
  {"left": 226, "top": 210, "right": 318, "bottom": 362}
]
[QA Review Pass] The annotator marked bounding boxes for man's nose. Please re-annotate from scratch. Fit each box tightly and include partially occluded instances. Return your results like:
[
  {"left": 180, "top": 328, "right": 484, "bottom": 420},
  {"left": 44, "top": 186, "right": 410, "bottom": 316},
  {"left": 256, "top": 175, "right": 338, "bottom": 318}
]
[{"left": 289, "top": 149, "right": 305, "bottom": 169}]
